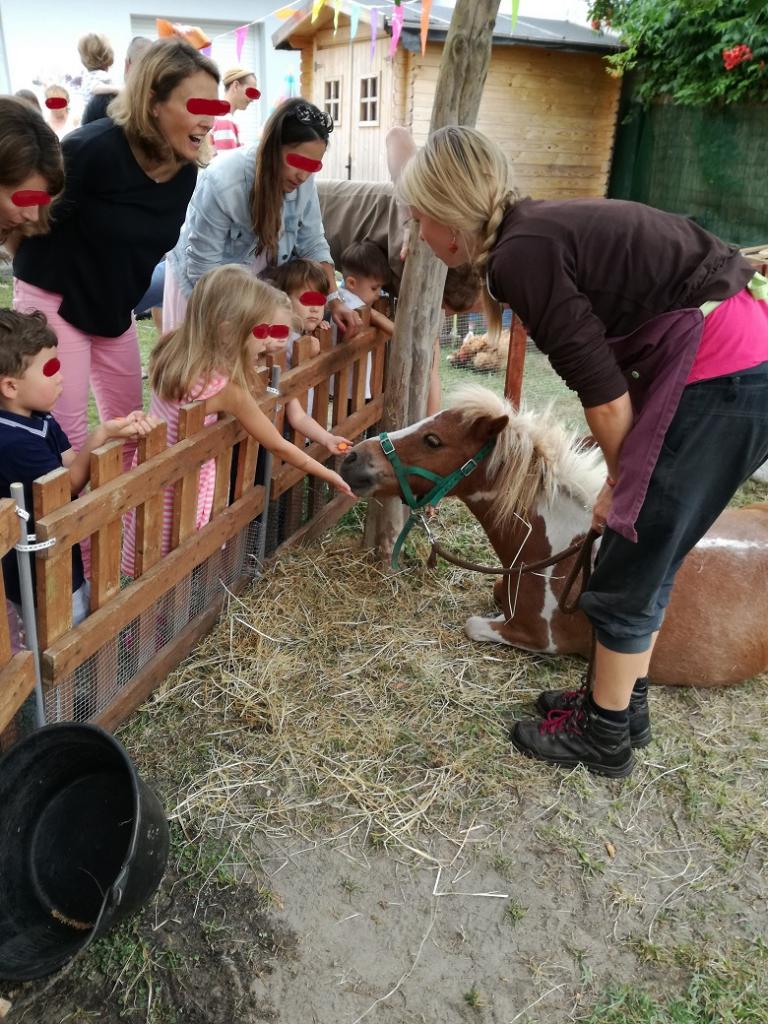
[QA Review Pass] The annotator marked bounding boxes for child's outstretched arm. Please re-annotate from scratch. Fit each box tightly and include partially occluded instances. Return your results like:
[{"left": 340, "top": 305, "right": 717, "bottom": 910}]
[
  {"left": 62, "top": 412, "right": 157, "bottom": 495},
  {"left": 207, "top": 384, "right": 356, "bottom": 498},
  {"left": 370, "top": 308, "right": 394, "bottom": 337},
  {"left": 284, "top": 398, "right": 351, "bottom": 456}
]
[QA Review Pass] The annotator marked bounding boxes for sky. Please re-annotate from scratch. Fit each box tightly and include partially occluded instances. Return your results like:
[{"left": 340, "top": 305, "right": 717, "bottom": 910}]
[{"left": 439, "top": 0, "right": 592, "bottom": 27}]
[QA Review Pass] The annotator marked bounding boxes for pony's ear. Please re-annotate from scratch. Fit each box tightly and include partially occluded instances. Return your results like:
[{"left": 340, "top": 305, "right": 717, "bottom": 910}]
[{"left": 475, "top": 414, "right": 508, "bottom": 440}]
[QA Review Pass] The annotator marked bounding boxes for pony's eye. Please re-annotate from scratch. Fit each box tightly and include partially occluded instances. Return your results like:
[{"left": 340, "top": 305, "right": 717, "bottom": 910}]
[{"left": 424, "top": 433, "right": 442, "bottom": 449}]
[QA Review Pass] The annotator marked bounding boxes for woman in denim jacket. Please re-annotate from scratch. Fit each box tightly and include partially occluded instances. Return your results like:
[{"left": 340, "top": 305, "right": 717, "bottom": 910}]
[{"left": 164, "top": 98, "right": 360, "bottom": 334}]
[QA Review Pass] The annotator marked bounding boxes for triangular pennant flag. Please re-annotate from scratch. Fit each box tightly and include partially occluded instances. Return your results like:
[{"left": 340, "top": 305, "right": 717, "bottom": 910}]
[
  {"left": 510, "top": 0, "right": 520, "bottom": 32},
  {"left": 235, "top": 24, "right": 248, "bottom": 62},
  {"left": 311, "top": 0, "right": 324, "bottom": 23},
  {"left": 370, "top": 6, "right": 379, "bottom": 62},
  {"left": 156, "top": 19, "right": 211, "bottom": 50},
  {"left": 275, "top": 6, "right": 295, "bottom": 19},
  {"left": 420, "top": 0, "right": 432, "bottom": 56},
  {"left": 389, "top": 3, "right": 404, "bottom": 57},
  {"left": 350, "top": 3, "right": 360, "bottom": 39},
  {"left": 334, "top": 0, "right": 342, "bottom": 33}
]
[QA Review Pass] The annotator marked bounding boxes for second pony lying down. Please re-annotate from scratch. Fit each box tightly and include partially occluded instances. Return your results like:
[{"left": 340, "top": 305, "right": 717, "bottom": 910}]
[{"left": 341, "top": 384, "right": 768, "bottom": 688}]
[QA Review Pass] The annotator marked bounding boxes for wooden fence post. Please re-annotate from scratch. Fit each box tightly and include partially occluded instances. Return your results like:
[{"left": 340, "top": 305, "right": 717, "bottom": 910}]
[
  {"left": 366, "top": 0, "right": 503, "bottom": 563},
  {"left": 90, "top": 440, "right": 124, "bottom": 715},
  {"left": 33, "top": 468, "right": 73, "bottom": 719}
]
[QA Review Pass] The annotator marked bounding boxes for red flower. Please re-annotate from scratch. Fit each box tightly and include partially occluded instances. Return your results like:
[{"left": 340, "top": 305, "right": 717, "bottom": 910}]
[{"left": 722, "top": 44, "right": 753, "bottom": 70}]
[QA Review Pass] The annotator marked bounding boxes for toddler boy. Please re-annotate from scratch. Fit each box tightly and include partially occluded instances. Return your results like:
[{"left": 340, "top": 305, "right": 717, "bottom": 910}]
[{"left": 0, "top": 310, "right": 152, "bottom": 647}]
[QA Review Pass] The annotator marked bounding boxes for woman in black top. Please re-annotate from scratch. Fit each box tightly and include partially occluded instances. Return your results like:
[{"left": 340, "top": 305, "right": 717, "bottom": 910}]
[
  {"left": 0, "top": 97, "right": 63, "bottom": 247},
  {"left": 13, "top": 40, "right": 219, "bottom": 465},
  {"left": 399, "top": 126, "right": 768, "bottom": 779}
]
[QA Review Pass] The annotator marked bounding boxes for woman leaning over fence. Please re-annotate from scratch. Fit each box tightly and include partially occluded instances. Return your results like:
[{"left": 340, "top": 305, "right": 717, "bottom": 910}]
[
  {"left": 12, "top": 40, "right": 219, "bottom": 467},
  {"left": 0, "top": 97, "right": 63, "bottom": 249},
  {"left": 163, "top": 97, "right": 361, "bottom": 335},
  {"left": 399, "top": 126, "right": 768, "bottom": 780}
]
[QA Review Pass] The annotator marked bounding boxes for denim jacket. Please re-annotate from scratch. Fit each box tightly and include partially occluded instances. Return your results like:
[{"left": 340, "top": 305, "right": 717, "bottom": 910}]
[{"left": 167, "top": 145, "right": 333, "bottom": 296}]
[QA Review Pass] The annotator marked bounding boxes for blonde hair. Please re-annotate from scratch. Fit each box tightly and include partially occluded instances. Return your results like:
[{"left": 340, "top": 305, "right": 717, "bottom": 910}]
[
  {"left": 150, "top": 266, "right": 285, "bottom": 401},
  {"left": 78, "top": 33, "right": 114, "bottom": 72},
  {"left": 44, "top": 84, "right": 69, "bottom": 106},
  {"left": 110, "top": 39, "right": 219, "bottom": 166},
  {"left": 398, "top": 126, "right": 517, "bottom": 342}
]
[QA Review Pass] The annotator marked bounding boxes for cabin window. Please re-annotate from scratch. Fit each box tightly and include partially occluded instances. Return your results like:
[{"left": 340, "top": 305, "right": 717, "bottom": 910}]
[
  {"left": 324, "top": 78, "right": 341, "bottom": 125},
  {"left": 359, "top": 75, "right": 379, "bottom": 125}
]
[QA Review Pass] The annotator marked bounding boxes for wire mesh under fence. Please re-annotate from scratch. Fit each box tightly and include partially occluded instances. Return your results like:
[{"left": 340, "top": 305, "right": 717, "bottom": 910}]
[
  {"left": 0, "top": 325, "right": 386, "bottom": 747},
  {"left": 438, "top": 311, "right": 582, "bottom": 428},
  {"left": 261, "top": 472, "right": 341, "bottom": 557},
  {"left": 0, "top": 519, "right": 262, "bottom": 746}
]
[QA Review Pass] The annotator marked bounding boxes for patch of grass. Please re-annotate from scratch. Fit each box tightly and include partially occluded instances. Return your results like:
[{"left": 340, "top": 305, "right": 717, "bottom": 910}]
[
  {"left": 583, "top": 939, "right": 768, "bottom": 1023},
  {"left": 491, "top": 853, "right": 514, "bottom": 878},
  {"left": 504, "top": 898, "right": 527, "bottom": 925},
  {"left": 463, "top": 982, "right": 486, "bottom": 1011},
  {"left": 339, "top": 876, "right": 362, "bottom": 897},
  {"left": 82, "top": 917, "right": 186, "bottom": 1024}
]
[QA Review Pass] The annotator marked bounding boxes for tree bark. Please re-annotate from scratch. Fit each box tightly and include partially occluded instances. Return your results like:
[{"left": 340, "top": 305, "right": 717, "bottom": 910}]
[{"left": 366, "top": 0, "right": 502, "bottom": 563}]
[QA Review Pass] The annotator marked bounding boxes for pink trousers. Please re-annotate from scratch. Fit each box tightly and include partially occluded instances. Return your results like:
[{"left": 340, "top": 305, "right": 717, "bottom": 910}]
[{"left": 13, "top": 279, "right": 143, "bottom": 469}]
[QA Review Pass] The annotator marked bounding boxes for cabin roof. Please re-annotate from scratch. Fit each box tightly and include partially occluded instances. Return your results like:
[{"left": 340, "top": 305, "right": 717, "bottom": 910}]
[{"left": 272, "top": 2, "right": 623, "bottom": 55}]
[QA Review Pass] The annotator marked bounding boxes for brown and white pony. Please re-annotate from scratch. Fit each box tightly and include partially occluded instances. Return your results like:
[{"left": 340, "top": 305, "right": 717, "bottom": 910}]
[{"left": 341, "top": 384, "right": 768, "bottom": 687}]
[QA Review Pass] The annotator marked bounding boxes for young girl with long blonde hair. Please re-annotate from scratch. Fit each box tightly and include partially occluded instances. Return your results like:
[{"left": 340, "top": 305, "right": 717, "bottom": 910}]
[{"left": 122, "top": 265, "right": 354, "bottom": 575}]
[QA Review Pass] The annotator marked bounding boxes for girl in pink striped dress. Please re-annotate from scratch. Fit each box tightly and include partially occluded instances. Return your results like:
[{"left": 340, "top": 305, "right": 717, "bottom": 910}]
[{"left": 122, "top": 265, "right": 355, "bottom": 577}]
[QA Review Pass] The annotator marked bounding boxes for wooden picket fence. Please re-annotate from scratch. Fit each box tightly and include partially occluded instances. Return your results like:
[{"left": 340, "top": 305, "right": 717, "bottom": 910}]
[
  {"left": 0, "top": 499, "right": 37, "bottom": 741},
  {"left": 0, "top": 314, "right": 387, "bottom": 744}
]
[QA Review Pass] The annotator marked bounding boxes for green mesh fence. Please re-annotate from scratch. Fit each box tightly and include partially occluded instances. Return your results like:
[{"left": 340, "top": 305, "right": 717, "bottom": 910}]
[{"left": 610, "top": 97, "right": 768, "bottom": 247}]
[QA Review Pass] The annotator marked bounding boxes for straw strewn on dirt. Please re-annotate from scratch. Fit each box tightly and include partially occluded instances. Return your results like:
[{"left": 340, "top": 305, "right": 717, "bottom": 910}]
[{"left": 131, "top": 498, "right": 768, "bottom": 883}]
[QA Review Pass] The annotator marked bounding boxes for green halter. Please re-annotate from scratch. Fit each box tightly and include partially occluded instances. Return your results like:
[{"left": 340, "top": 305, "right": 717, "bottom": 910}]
[{"left": 378, "top": 431, "right": 496, "bottom": 569}]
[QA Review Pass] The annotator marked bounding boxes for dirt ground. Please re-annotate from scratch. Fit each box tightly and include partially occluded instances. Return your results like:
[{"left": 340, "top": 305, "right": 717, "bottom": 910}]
[{"left": 3, "top": 495, "right": 768, "bottom": 1024}]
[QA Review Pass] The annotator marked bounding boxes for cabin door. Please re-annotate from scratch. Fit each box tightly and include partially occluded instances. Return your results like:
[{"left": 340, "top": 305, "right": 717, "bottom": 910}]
[{"left": 316, "top": 44, "right": 353, "bottom": 180}]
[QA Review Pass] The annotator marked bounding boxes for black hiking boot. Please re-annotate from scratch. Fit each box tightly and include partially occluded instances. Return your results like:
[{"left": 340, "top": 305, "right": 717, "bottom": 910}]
[
  {"left": 510, "top": 700, "right": 635, "bottom": 778},
  {"left": 535, "top": 681, "right": 651, "bottom": 748}
]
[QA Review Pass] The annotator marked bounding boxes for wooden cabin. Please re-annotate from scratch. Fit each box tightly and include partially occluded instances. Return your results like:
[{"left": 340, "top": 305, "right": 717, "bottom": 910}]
[{"left": 272, "top": 2, "right": 624, "bottom": 197}]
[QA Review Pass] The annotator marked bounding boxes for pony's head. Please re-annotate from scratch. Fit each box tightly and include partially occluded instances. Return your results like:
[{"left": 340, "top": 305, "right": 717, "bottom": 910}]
[{"left": 341, "top": 384, "right": 603, "bottom": 527}]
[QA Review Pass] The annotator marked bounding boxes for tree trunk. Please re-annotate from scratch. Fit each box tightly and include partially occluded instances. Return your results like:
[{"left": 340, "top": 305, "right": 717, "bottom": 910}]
[{"left": 365, "top": 0, "right": 502, "bottom": 563}]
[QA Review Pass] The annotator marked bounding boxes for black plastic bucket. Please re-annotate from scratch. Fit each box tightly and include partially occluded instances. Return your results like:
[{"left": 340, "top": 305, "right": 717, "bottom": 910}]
[{"left": 0, "top": 723, "right": 169, "bottom": 981}]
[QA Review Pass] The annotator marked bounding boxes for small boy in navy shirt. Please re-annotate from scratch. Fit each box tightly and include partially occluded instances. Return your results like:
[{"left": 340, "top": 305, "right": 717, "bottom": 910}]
[{"left": 0, "top": 310, "right": 153, "bottom": 647}]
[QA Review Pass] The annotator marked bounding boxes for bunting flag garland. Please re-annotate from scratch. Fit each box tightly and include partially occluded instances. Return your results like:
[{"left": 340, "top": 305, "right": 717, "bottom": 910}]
[
  {"left": 311, "top": 0, "right": 324, "bottom": 23},
  {"left": 389, "top": 2, "right": 404, "bottom": 57},
  {"left": 510, "top": 0, "right": 520, "bottom": 32},
  {"left": 235, "top": 24, "right": 249, "bottom": 61},
  {"left": 350, "top": 2, "right": 360, "bottom": 39},
  {"left": 156, "top": 19, "right": 211, "bottom": 50},
  {"left": 370, "top": 6, "right": 379, "bottom": 62},
  {"left": 420, "top": 0, "right": 432, "bottom": 55},
  {"left": 333, "top": 0, "right": 342, "bottom": 33}
]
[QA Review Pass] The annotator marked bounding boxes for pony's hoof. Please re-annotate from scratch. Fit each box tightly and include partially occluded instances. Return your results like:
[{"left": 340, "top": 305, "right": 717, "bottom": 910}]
[{"left": 465, "top": 614, "right": 512, "bottom": 645}]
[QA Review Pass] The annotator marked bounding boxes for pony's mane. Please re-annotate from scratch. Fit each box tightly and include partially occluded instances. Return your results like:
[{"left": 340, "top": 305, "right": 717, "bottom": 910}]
[{"left": 448, "top": 383, "right": 605, "bottom": 529}]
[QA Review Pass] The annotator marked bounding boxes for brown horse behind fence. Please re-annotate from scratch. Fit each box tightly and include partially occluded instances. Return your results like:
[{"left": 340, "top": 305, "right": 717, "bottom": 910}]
[{"left": 342, "top": 385, "right": 768, "bottom": 687}]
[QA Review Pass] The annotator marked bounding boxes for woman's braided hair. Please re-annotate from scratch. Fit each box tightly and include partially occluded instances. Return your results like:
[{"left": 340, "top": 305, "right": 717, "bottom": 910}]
[{"left": 398, "top": 126, "right": 517, "bottom": 343}]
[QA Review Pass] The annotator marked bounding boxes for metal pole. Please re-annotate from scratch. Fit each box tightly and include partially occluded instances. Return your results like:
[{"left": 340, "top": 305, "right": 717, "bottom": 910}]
[
  {"left": 255, "top": 364, "right": 280, "bottom": 568},
  {"left": 11, "top": 483, "right": 46, "bottom": 728}
]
